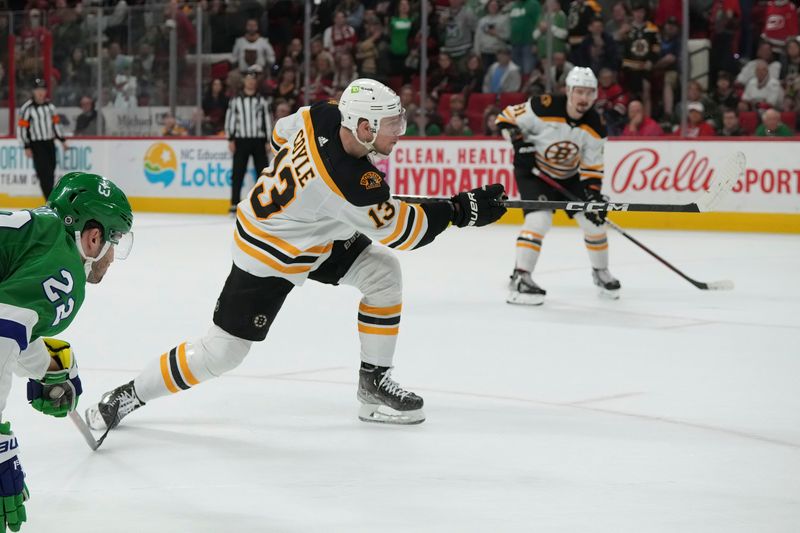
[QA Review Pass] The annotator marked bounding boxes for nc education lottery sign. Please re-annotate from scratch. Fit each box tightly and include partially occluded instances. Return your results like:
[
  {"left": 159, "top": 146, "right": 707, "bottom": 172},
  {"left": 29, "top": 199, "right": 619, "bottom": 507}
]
[{"left": 0, "top": 138, "right": 256, "bottom": 200}]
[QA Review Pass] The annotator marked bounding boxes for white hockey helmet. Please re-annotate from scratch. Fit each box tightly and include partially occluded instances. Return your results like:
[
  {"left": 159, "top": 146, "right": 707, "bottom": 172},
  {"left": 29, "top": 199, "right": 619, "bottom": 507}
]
[
  {"left": 339, "top": 78, "right": 406, "bottom": 154},
  {"left": 566, "top": 67, "right": 598, "bottom": 92}
]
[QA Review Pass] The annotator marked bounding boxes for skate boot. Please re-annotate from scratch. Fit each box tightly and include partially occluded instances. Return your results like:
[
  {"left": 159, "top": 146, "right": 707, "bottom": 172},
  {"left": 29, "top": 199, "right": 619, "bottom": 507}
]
[
  {"left": 507, "top": 269, "right": 546, "bottom": 305},
  {"left": 357, "top": 363, "right": 425, "bottom": 425},
  {"left": 85, "top": 381, "right": 145, "bottom": 431},
  {"left": 592, "top": 268, "right": 621, "bottom": 299}
]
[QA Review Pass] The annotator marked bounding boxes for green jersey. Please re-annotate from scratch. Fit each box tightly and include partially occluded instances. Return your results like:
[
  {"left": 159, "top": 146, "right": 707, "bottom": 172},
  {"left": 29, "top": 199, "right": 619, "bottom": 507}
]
[
  {"left": 389, "top": 16, "right": 413, "bottom": 56},
  {"left": 0, "top": 208, "right": 86, "bottom": 348},
  {"left": 509, "top": 0, "right": 540, "bottom": 45}
]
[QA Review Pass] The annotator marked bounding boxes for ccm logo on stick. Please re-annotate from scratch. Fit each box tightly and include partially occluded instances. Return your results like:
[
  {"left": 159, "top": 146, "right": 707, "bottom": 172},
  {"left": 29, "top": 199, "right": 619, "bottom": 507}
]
[{"left": 565, "top": 202, "right": 629, "bottom": 212}]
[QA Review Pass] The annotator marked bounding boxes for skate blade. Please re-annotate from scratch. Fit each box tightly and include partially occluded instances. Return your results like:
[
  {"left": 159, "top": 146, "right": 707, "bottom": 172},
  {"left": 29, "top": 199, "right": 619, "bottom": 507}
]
[
  {"left": 597, "top": 287, "right": 621, "bottom": 300},
  {"left": 84, "top": 404, "right": 109, "bottom": 431},
  {"left": 358, "top": 403, "right": 425, "bottom": 425},
  {"left": 506, "top": 291, "right": 545, "bottom": 306}
]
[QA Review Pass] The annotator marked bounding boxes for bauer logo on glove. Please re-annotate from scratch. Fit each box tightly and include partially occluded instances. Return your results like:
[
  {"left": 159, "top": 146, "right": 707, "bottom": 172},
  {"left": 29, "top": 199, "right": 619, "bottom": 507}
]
[{"left": 27, "top": 339, "right": 83, "bottom": 418}]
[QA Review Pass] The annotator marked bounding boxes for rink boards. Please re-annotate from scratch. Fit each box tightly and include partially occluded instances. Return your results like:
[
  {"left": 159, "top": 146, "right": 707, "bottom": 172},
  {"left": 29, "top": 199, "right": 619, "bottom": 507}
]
[{"left": 1, "top": 137, "right": 798, "bottom": 233}]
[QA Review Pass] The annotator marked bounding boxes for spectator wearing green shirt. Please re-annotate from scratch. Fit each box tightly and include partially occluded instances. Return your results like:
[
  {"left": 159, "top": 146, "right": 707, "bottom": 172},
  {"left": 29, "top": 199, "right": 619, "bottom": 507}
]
[
  {"left": 755, "top": 108, "right": 795, "bottom": 137},
  {"left": 405, "top": 108, "right": 443, "bottom": 136},
  {"left": 534, "top": 0, "right": 568, "bottom": 59},
  {"left": 508, "top": 0, "right": 540, "bottom": 75},
  {"left": 389, "top": 0, "right": 415, "bottom": 81},
  {"left": 444, "top": 113, "right": 474, "bottom": 136}
]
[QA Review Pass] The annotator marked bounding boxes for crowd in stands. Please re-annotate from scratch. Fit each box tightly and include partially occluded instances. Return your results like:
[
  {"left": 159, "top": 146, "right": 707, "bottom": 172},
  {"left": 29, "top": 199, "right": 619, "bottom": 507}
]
[{"left": 1, "top": 0, "right": 799, "bottom": 137}]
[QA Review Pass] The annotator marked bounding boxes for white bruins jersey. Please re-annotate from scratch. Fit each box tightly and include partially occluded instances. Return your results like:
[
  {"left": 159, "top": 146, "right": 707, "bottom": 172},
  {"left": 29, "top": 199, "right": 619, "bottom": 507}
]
[
  {"left": 497, "top": 94, "right": 606, "bottom": 184},
  {"left": 234, "top": 101, "right": 453, "bottom": 284}
]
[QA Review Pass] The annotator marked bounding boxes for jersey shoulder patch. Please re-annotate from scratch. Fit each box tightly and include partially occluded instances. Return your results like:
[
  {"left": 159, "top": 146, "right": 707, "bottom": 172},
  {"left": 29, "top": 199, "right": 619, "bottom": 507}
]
[
  {"left": 531, "top": 94, "right": 567, "bottom": 118},
  {"left": 309, "top": 103, "right": 390, "bottom": 207}
]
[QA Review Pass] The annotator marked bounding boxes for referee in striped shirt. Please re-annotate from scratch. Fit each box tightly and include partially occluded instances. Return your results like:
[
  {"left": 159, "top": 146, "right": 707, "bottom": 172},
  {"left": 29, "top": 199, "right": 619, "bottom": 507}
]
[
  {"left": 18, "top": 77, "right": 67, "bottom": 200},
  {"left": 225, "top": 66, "right": 270, "bottom": 213}
]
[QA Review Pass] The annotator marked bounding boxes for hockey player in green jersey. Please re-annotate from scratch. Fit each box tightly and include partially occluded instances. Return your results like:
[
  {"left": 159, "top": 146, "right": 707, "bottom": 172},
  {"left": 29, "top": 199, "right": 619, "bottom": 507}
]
[{"left": 0, "top": 172, "right": 133, "bottom": 532}]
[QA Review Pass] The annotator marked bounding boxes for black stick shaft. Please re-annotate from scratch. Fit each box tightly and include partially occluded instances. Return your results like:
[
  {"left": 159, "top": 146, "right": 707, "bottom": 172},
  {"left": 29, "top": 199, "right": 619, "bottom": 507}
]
[
  {"left": 393, "top": 196, "right": 701, "bottom": 213},
  {"left": 532, "top": 173, "right": 710, "bottom": 289}
]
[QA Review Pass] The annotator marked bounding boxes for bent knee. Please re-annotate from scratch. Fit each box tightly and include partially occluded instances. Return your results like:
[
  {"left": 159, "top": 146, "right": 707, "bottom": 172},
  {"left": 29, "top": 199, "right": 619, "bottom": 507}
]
[{"left": 197, "top": 325, "right": 253, "bottom": 376}]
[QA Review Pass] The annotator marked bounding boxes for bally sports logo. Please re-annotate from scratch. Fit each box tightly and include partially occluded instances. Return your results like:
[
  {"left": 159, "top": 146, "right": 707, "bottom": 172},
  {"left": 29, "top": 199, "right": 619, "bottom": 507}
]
[{"left": 143, "top": 142, "right": 178, "bottom": 187}]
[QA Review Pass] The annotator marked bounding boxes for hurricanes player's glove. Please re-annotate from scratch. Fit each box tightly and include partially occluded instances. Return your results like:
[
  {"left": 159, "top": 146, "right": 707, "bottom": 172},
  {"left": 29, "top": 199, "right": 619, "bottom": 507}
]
[
  {"left": 0, "top": 423, "right": 27, "bottom": 533},
  {"left": 582, "top": 180, "right": 608, "bottom": 227},
  {"left": 450, "top": 184, "right": 508, "bottom": 227},
  {"left": 27, "top": 339, "right": 82, "bottom": 418}
]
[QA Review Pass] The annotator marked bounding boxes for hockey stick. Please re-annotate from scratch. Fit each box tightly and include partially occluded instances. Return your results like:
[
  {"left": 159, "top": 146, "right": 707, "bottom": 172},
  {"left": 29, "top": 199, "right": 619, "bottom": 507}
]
[
  {"left": 50, "top": 383, "right": 112, "bottom": 451},
  {"left": 393, "top": 196, "right": 711, "bottom": 213},
  {"left": 68, "top": 411, "right": 99, "bottom": 451},
  {"left": 529, "top": 153, "right": 744, "bottom": 291},
  {"left": 394, "top": 152, "right": 743, "bottom": 290}
]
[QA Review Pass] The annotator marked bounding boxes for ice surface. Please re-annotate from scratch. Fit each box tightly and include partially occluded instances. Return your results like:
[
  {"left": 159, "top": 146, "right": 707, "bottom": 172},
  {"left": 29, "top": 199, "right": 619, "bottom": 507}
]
[{"left": 11, "top": 214, "right": 800, "bottom": 532}]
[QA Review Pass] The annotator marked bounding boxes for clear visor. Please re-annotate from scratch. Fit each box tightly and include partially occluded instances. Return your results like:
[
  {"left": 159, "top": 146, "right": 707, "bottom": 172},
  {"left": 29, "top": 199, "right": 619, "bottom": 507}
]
[
  {"left": 378, "top": 110, "right": 407, "bottom": 137},
  {"left": 109, "top": 231, "right": 134, "bottom": 260}
]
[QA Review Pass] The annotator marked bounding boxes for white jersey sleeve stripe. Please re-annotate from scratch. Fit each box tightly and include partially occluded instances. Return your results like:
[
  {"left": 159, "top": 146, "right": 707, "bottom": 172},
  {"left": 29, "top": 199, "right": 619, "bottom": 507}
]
[{"left": 379, "top": 202, "right": 410, "bottom": 245}]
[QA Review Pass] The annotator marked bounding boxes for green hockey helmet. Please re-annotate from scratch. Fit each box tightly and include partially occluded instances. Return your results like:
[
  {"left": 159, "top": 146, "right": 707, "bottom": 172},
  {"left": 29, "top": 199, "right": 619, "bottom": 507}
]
[{"left": 48, "top": 172, "right": 134, "bottom": 259}]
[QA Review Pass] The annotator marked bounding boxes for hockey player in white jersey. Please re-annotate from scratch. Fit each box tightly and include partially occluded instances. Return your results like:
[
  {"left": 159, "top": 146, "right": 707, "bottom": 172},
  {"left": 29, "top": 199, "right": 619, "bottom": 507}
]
[
  {"left": 85, "top": 79, "right": 506, "bottom": 427},
  {"left": 496, "top": 67, "right": 621, "bottom": 305}
]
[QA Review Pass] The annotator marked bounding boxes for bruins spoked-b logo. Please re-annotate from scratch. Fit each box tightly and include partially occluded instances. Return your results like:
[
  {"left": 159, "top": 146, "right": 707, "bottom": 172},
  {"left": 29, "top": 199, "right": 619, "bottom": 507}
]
[
  {"left": 360, "top": 171, "right": 382, "bottom": 190},
  {"left": 544, "top": 141, "right": 580, "bottom": 164},
  {"left": 253, "top": 314, "right": 269, "bottom": 329}
]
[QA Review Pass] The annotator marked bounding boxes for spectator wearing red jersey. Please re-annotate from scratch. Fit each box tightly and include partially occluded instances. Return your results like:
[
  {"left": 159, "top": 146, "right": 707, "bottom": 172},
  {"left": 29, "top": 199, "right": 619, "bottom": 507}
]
[
  {"left": 595, "top": 68, "right": 629, "bottom": 135},
  {"left": 323, "top": 10, "right": 358, "bottom": 56},
  {"left": 761, "top": 0, "right": 800, "bottom": 55},
  {"left": 652, "top": 0, "right": 682, "bottom": 27},
  {"left": 675, "top": 102, "right": 717, "bottom": 137},
  {"left": 621, "top": 99, "right": 663, "bottom": 136}
]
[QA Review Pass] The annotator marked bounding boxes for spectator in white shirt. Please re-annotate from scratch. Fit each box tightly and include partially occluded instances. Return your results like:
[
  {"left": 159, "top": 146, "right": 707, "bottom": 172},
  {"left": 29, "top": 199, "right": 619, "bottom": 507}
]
[
  {"left": 230, "top": 18, "right": 276, "bottom": 75},
  {"left": 736, "top": 41, "right": 781, "bottom": 87},
  {"left": 742, "top": 59, "right": 785, "bottom": 111}
]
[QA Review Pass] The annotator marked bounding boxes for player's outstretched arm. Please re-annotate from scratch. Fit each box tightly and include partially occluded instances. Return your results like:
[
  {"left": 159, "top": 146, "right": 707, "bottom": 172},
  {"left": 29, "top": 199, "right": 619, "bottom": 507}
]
[
  {"left": 0, "top": 422, "right": 27, "bottom": 532},
  {"left": 343, "top": 184, "right": 508, "bottom": 251},
  {"left": 26, "top": 338, "right": 82, "bottom": 418}
]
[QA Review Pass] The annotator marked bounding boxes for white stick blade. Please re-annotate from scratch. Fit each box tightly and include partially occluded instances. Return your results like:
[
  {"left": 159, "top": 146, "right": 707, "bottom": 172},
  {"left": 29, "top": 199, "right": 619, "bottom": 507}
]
[
  {"left": 696, "top": 151, "right": 746, "bottom": 212},
  {"left": 705, "top": 280, "right": 735, "bottom": 291},
  {"left": 69, "top": 410, "right": 100, "bottom": 450}
]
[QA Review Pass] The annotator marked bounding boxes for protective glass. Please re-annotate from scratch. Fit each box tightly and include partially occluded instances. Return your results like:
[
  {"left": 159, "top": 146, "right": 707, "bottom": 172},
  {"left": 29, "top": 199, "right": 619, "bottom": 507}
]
[
  {"left": 379, "top": 110, "right": 407, "bottom": 137},
  {"left": 110, "top": 231, "right": 134, "bottom": 260}
]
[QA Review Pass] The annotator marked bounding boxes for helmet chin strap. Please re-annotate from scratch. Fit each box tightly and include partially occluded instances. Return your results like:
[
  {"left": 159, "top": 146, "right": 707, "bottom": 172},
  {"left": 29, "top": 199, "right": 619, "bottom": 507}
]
[{"left": 74, "top": 230, "right": 112, "bottom": 276}]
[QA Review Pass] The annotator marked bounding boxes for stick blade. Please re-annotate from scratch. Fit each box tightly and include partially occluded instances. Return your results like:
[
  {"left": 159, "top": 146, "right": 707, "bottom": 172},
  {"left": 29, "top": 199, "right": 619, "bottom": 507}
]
[
  {"left": 69, "top": 410, "right": 100, "bottom": 451},
  {"left": 702, "top": 279, "right": 735, "bottom": 291},
  {"left": 696, "top": 151, "right": 746, "bottom": 212}
]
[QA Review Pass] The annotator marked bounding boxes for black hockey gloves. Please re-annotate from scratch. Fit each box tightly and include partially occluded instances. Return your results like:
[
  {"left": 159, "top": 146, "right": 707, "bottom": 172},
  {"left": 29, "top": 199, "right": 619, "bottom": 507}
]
[
  {"left": 582, "top": 180, "right": 608, "bottom": 226},
  {"left": 451, "top": 184, "right": 507, "bottom": 227}
]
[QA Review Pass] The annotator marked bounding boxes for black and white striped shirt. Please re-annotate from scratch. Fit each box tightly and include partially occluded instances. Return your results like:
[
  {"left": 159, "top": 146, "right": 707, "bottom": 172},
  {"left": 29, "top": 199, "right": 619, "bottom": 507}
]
[
  {"left": 225, "top": 92, "right": 270, "bottom": 140},
  {"left": 18, "top": 100, "right": 65, "bottom": 146}
]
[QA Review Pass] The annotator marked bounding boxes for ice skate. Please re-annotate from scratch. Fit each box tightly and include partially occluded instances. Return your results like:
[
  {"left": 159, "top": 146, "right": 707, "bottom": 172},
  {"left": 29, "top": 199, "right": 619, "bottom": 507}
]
[
  {"left": 507, "top": 269, "right": 546, "bottom": 305},
  {"left": 357, "top": 364, "right": 425, "bottom": 425},
  {"left": 592, "top": 268, "right": 621, "bottom": 299},
  {"left": 85, "top": 381, "right": 145, "bottom": 431}
]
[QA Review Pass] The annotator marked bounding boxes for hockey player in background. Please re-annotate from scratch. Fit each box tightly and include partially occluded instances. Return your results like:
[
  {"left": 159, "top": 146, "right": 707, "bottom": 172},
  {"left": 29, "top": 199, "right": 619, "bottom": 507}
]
[
  {"left": 0, "top": 172, "right": 133, "bottom": 532},
  {"left": 496, "top": 66, "right": 620, "bottom": 305},
  {"left": 86, "top": 78, "right": 507, "bottom": 429}
]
